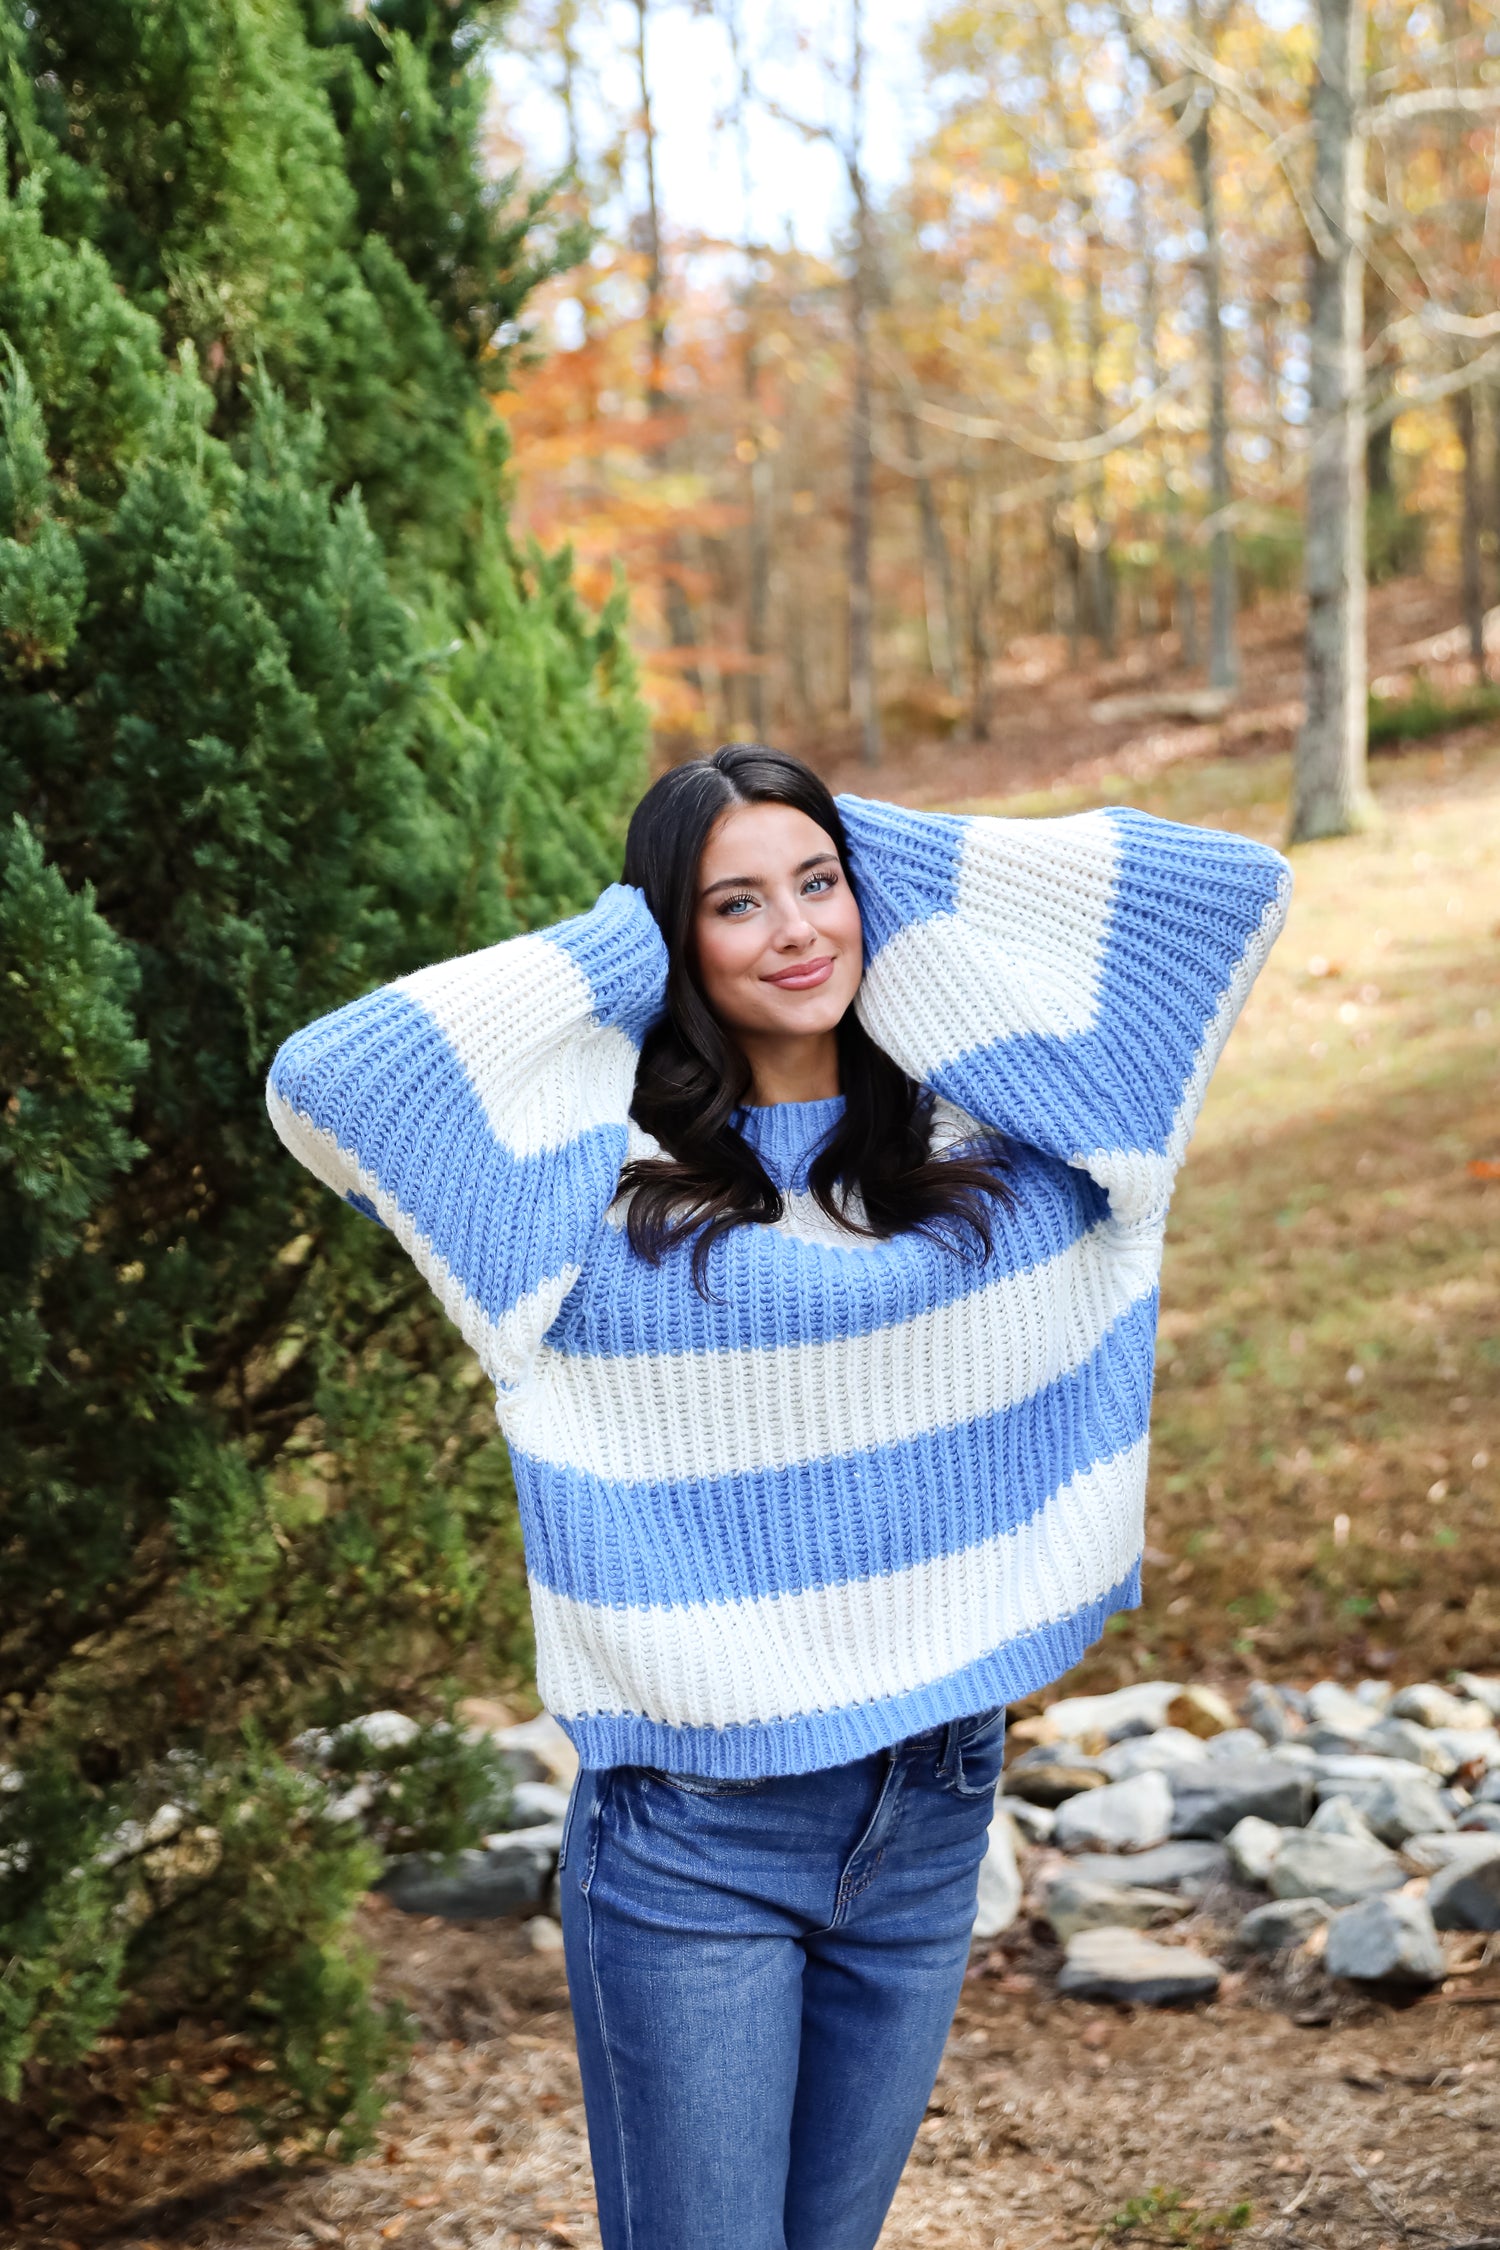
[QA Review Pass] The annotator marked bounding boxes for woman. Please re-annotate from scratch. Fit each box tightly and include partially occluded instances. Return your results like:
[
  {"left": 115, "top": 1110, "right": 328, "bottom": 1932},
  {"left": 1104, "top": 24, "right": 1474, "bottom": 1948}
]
[{"left": 267, "top": 744, "right": 1290, "bottom": 2249}]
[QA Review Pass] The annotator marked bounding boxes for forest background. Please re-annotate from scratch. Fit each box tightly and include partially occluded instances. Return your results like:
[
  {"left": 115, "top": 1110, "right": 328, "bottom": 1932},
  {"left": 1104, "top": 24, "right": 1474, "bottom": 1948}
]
[{"left": 2, "top": 0, "right": 1498, "bottom": 2189}]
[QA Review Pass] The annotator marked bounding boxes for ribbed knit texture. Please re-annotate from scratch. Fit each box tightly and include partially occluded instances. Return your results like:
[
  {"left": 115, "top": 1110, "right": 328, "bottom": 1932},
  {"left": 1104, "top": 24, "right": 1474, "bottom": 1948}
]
[{"left": 266, "top": 796, "right": 1291, "bottom": 1776}]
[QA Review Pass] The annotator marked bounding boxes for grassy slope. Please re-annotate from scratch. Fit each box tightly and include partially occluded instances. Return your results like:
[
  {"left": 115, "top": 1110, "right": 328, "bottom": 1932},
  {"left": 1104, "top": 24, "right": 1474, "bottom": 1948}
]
[{"left": 961, "top": 737, "right": 1500, "bottom": 1692}]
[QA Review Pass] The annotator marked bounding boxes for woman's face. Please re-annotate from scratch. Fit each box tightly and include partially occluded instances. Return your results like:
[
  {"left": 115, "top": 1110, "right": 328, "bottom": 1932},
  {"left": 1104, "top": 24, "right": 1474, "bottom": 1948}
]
[{"left": 692, "top": 800, "right": 864, "bottom": 1047}]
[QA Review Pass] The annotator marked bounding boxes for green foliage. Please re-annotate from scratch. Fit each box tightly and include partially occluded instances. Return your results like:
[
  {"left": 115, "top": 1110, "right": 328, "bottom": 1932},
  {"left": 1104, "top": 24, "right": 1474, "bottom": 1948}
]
[
  {"left": 320, "top": 1716, "right": 514, "bottom": 1859},
  {"left": 1104, "top": 2185, "right": 1253, "bottom": 2245},
  {"left": 1368, "top": 674, "right": 1500, "bottom": 748},
  {"left": 0, "top": 0, "right": 643, "bottom": 2145}
]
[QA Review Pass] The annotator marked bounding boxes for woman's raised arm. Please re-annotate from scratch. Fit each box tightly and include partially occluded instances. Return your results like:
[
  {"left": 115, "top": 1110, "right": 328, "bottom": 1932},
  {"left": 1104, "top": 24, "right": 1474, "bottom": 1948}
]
[
  {"left": 265, "top": 882, "right": 667, "bottom": 1400},
  {"left": 836, "top": 793, "right": 1291, "bottom": 1226}
]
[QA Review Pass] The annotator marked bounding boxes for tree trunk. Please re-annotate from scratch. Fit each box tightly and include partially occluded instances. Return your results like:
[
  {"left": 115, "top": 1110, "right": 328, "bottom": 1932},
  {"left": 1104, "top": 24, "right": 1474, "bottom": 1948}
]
[
  {"left": 967, "top": 474, "right": 996, "bottom": 741},
  {"left": 632, "top": 0, "right": 698, "bottom": 680},
  {"left": 1454, "top": 386, "right": 1487, "bottom": 678},
  {"left": 1186, "top": 98, "right": 1238, "bottom": 692},
  {"left": 1292, "top": 0, "right": 1374, "bottom": 841},
  {"left": 846, "top": 2, "right": 879, "bottom": 769},
  {"left": 901, "top": 404, "right": 960, "bottom": 694},
  {"left": 1081, "top": 210, "right": 1115, "bottom": 658}
]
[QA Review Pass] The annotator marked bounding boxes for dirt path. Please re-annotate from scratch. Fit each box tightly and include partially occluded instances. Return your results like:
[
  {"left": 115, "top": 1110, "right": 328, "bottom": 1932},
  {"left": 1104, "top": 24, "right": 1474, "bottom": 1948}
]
[{"left": 10, "top": 1901, "right": 1498, "bottom": 2250}]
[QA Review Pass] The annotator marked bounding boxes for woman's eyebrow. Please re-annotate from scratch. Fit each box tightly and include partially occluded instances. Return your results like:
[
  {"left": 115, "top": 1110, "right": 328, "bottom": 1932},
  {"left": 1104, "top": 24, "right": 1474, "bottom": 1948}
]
[{"left": 700, "top": 850, "right": 839, "bottom": 900}]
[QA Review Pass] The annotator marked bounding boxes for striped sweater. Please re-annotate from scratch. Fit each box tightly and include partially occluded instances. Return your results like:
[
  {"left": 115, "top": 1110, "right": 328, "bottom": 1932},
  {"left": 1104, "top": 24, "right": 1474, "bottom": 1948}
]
[{"left": 266, "top": 795, "right": 1291, "bottom": 1777}]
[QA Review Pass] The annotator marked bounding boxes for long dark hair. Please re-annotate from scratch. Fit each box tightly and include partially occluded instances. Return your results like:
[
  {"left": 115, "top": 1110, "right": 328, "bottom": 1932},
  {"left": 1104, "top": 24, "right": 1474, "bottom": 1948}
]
[{"left": 618, "top": 743, "right": 1012, "bottom": 1295}]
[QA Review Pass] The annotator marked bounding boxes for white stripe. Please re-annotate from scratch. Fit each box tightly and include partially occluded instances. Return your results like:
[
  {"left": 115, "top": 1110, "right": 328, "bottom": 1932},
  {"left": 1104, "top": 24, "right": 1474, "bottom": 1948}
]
[
  {"left": 532, "top": 1437, "right": 1148, "bottom": 1727},
  {"left": 397, "top": 934, "right": 641, "bottom": 1159},
  {"left": 265, "top": 1088, "right": 577, "bottom": 1396},
  {"left": 1073, "top": 879, "right": 1292, "bottom": 1224},
  {"left": 503, "top": 1215, "right": 1159, "bottom": 1481},
  {"left": 855, "top": 811, "right": 1119, "bottom": 1064}
]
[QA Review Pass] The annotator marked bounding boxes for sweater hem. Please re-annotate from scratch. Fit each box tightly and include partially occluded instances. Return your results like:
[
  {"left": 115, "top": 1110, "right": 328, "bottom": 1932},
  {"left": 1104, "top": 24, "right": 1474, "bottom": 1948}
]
[{"left": 550, "top": 1561, "right": 1142, "bottom": 1779}]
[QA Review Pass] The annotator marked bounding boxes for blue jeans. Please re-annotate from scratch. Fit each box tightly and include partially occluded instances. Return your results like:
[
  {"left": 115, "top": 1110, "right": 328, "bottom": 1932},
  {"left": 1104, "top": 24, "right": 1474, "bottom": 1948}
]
[{"left": 557, "top": 1706, "right": 1007, "bottom": 2250}]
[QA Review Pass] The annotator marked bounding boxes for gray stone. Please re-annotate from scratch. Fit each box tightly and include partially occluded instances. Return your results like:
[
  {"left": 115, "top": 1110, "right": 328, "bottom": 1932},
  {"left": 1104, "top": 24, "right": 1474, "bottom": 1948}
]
[
  {"left": 497, "top": 1779, "right": 572, "bottom": 1829},
  {"left": 379, "top": 1819, "right": 563, "bottom": 1920},
  {"left": 1459, "top": 1804, "right": 1500, "bottom": 1834},
  {"left": 1244, "top": 1681, "right": 1299, "bottom": 1746},
  {"left": 1402, "top": 1830, "right": 1500, "bottom": 1874},
  {"left": 1308, "top": 1794, "right": 1380, "bottom": 1843},
  {"left": 1269, "top": 1829, "right": 1406, "bottom": 1907},
  {"left": 1003, "top": 1759, "right": 1107, "bottom": 1808},
  {"left": 1354, "top": 1679, "right": 1394, "bottom": 1712},
  {"left": 1168, "top": 1758, "right": 1315, "bottom": 1840},
  {"left": 1057, "top": 1927, "right": 1223, "bottom": 2006},
  {"left": 1042, "top": 1873, "right": 1194, "bottom": 1943},
  {"left": 1306, "top": 1681, "right": 1378, "bottom": 1734},
  {"left": 1361, "top": 1717, "right": 1459, "bottom": 1775},
  {"left": 1431, "top": 1726, "right": 1500, "bottom": 1771},
  {"left": 1095, "top": 1728, "right": 1207, "bottom": 1782},
  {"left": 336, "top": 1709, "right": 421, "bottom": 1753},
  {"left": 524, "top": 1914, "right": 565, "bottom": 1954},
  {"left": 1225, "top": 1815, "right": 1285, "bottom": 1885},
  {"left": 1203, "top": 1728, "right": 1272, "bottom": 1762},
  {"left": 1054, "top": 1770, "right": 1173, "bottom": 1854},
  {"left": 1004, "top": 1797, "right": 1056, "bottom": 1844},
  {"left": 1428, "top": 1844, "right": 1500, "bottom": 1931},
  {"left": 1455, "top": 1672, "right": 1500, "bottom": 1722},
  {"left": 1305, "top": 1722, "right": 1377, "bottom": 1758},
  {"left": 1042, "top": 1681, "right": 1185, "bottom": 1741},
  {"left": 1325, "top": 1894, "right": 1445, "bottom": 1984},
  {"left": 489, "top": 1713, "right": 580, "bottom": 1786},
  {"left": 1476, "top": 1770, "right": 1500, "bottom": 1806},
  {"left": 1389, "top": 1682, "right": 1490, "bottom": 1731},
  {"left": 972, "top": 1807, "right": 1023, "bottom": 1940},
  {"left": 1315, "top": 1766, "right": 1454, "bottom": 1847},
  {"left": 1312, "top": 1750, "right": 1422, "bottom": 1785},
  {"left": 1236, "top": 1896, "right": 1331, "bottom": 1955},
  {"left": 1067, "top": 1840, "right": 1230, "bottom": 1897}
]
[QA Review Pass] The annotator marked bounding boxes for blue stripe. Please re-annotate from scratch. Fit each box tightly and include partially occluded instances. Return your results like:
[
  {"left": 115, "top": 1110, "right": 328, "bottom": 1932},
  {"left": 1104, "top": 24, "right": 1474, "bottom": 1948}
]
[
  {"left": 551, "top": 1142, "right": 1110, "bottom": 1358},
  {"left": 556, "top": 1563, "right": 1143, "bottom": 1778},
  {"left": 270, "top": 987, "right": 627, "bottom": 1322},
  {"left": 547, "top": 882, "right": 668, "bottom": 1040},
  {"left": 515, "top": 1284, "right": 1156, "bottom": 1607}
]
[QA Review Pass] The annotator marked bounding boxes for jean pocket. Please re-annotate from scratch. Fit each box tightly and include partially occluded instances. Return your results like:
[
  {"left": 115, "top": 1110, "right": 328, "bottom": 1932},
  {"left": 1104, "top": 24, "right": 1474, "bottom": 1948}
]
[
  {"left": 556, "top": 1767, "right": 585, "bottom": 1870},
  {"left": 638, "top": 1766, "right": 767, "bottom": 1798},
  {"left": 943, "top": 1705, "right": 1008, "bottom": 1797}
]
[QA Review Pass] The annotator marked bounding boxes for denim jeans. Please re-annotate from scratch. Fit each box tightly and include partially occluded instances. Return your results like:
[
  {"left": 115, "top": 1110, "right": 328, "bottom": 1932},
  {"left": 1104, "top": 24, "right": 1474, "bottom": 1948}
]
[{"left": 556, "top": 1706, "right": 1007, "bottom": 2250}]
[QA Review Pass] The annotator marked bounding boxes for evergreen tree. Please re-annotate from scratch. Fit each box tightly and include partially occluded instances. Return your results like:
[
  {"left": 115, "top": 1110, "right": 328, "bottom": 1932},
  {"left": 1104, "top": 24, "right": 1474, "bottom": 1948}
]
[{"left": 0, "top": 0, "right": 644, "bottom": 2140}]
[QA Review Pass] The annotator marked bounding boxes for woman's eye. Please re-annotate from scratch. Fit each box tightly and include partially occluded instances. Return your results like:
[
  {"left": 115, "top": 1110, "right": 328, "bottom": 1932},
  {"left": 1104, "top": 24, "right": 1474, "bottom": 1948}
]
[
  {"left": 804, "top": 870, "right": 837, "bottom": 894},
  {"left": 717, "top": 892, "right": 757, "bottom": 917}
]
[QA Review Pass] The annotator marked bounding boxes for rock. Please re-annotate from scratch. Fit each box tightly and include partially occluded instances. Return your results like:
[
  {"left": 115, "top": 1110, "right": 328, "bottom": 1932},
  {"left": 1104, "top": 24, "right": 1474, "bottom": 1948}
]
[
  {"left": 1353, "top": 1679, "right": 1394, "bottom": 1712},
  {"left": 1005, "top": 1797, "right": 1056, "bottom": 1844},
  {"left": 1459, "top": 1804, "right": 1500, "bottom": 1834},
  {"left": 1003, "top": 1760, "right": 1108, "bottom": 1808},
  {"left": 1305, "top": 1722, "right": 1378, "bottom": 1758},
  {"left": 1475, "top": 1771, "right": 1500, "bottom": 1806},
  {"left": 1168, "top": 1758, "right": 1315, "bottom": 1840},
  {"left": 1203, "top": 1728, "right": 1273, "bottom": 1762},
  {"left": 1315, "top": 1767, "right": 1454, "bottom": 1847},
  {"left": 1306, "top": 1681, "right": 1378, "bottom": 1734},
  {"left": 1455, "top": 1672, "right": 1500, "bottom": 1722},
  {"left": 324, "top": 1780, "right": 378, "bottom": 1825},
  {"left": 1312, "top": 1751, "right": 1420, "bottom": 1785},
  {"left": 1388, "top": 1683, "right": 1491, "bottom": 1732},
  {"left": 1054, "top": 1770, "right": 1174, "bottom": 1854},
  {"left": 379, "top": 1820, "right": 565, "bottom": 1920},
  {"left": 337, "top": 1710, "right": 421, "bottom": 1752},
  {"left": 1041, "top": 1873, "right": 1193, "bottom": 1943},
  {"left": 1067, "top": 1841, "right": 1230, "bottom": 1897},
  {"left": 1402, "top": 1831, "right": 1500, "bottom": 1874},
  {"left": 1163, "top": 1685, "right": 1238, "bottom": 1738},
  {"left": 972, "top": 1806, "right": 1023, "bottom": 1940},
  {"left": 1244, "top": 1682, "right": 1300, "bottom": 1746},
  {"left": 1360, "top": 1718, "right": 1459, "bottom": 1775},
  {"left": 1325, "top": 1894, "right": 1445, "bottom": 1984},
  {"left": 1428, "top": 1844, "right": 1500, "bottom": 1931},
  {"left": 1225, "top": 1815, "right": 1285, "bottom": 1885},
  {"left": 1269, "top": 1830, "right": 1406, "bottom": 1907},
  {"left": 1236, "top": 1896, "right": 1331, "bottom": 1954},
  {"left": 489, "top": 1713, "right": 580, "bottom": 1787},
  {"left": 1431, "top": 1726, "right": 1500, "bottom": 1772},
  {"left": 1057, "top": 1927, "right": 1223, "bottom": 2006},
  {"left": 1096, "top": 1728, "right": 1207, "bottom": 1782},
  {"left": 1042, "top": 1682, "right": 1185, "bottom": 1742},
  {"left": 1089, "top": 687, "right": 1233, "bottom": 727},
  {"left": 1439, "top": 1787, "right": 1473, "bottom": 1818},
  {"left": 495, "top": 1779, "right": 572, "bottom": 1830},
  {"left": 524, "top": 1915, "right": 565, "bottom": 1954},
  {"left": 1308, "top": 1794, "right": 1380, "bottom": 1843}
]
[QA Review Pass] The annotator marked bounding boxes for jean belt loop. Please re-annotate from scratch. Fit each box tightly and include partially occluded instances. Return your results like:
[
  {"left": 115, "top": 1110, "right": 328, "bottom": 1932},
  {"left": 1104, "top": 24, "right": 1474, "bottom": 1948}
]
[{"left": 937, "top": 1719, "right": 962, "bottom": 1785}]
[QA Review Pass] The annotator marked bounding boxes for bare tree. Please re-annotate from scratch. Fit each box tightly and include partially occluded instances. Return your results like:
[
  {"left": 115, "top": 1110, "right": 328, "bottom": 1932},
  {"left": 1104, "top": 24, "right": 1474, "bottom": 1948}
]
[
  {"left": 846, "top": 0, "right": 879, "bottom": 767},
  {"left": 1291, "top": 0, "right": 1375, "bottom": 841},
  {"left": 901, "top": 403, "right": 961, "bottom": 694}
]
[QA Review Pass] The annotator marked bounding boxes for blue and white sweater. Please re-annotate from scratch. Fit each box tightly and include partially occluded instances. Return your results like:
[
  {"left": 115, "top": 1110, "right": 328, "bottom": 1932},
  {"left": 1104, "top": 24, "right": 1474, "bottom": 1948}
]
[{"left": 266, "top": 795, "right": 1291, "bottom": 1777}]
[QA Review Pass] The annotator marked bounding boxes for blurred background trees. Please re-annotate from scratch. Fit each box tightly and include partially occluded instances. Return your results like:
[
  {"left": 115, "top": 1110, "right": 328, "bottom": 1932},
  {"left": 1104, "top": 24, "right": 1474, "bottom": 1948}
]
[{"left": 0, "top": 0, "right": 642, "bottom": 2139}]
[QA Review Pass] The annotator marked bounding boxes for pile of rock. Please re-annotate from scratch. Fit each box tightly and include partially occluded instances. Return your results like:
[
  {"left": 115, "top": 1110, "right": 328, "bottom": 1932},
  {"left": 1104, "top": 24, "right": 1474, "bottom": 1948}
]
[{"left": 978, "top": 1671, "right": 1500, "bottom": 2006}]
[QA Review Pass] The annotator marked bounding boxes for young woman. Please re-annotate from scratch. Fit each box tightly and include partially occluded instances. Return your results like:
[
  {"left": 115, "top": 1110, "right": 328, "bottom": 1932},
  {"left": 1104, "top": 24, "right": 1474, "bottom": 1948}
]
[{"left": 268, "top": 744, "right": 1290, "bottom": 2250}]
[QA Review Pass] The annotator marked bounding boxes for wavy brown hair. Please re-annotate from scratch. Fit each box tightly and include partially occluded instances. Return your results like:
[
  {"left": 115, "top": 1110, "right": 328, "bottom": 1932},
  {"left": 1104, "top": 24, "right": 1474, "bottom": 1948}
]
[{"left": 618, "top": 743, "right": 1012, "bottom": 1296}]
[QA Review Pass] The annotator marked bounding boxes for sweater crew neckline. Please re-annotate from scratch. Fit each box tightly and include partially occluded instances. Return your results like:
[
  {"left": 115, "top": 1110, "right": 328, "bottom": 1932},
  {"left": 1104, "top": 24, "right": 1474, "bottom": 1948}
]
[{"left": 733, "top": 1092, "right": 846, "bottom": 1191}]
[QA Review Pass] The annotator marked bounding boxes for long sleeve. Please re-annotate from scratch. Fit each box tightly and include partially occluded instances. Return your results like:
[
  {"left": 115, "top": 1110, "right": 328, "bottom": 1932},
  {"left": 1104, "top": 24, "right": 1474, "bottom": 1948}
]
[
  {"left": 265, "top": 883, "right": 668, "bottom": 1401},
  {"left": 837, "top": 793, "right": 1291, "bottom": 1225}
]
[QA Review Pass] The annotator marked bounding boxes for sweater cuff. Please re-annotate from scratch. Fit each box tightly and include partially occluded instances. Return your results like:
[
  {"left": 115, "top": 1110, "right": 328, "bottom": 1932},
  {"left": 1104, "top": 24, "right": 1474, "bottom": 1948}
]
[{"left": 546, "top": 881, "right": 668, "bottom": 1044}]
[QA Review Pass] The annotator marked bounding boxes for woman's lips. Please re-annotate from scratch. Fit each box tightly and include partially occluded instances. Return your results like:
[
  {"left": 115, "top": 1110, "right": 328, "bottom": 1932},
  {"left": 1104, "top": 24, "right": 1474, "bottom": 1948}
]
[{"left": 762, "top": 955, "right": 835, "bottom": 989}]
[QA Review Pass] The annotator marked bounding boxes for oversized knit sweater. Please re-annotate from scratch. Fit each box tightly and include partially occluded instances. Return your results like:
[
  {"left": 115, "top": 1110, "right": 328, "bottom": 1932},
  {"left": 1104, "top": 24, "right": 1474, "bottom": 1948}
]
[{"left": 266, "top": 795, "right": 1291, "bottom": 1777}]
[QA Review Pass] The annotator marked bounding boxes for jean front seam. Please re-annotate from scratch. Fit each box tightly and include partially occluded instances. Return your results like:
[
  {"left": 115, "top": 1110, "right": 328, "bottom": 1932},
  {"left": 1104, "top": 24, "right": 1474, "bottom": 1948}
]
[
  {"left": 825, "top": 1751, "right": 907, "bottom": 1930},
  {"left": 583, "top": 1788, "right": 637, "bottom": 2250}
]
